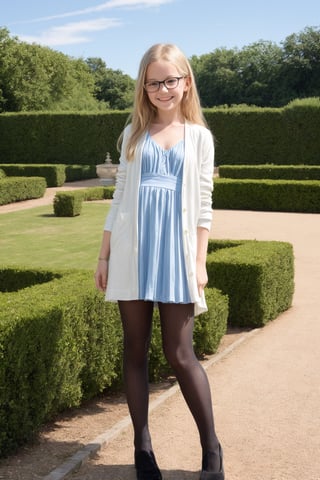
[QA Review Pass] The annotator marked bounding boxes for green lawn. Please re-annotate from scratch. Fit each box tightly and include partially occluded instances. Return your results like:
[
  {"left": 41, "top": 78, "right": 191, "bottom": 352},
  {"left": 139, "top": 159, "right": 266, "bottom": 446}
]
[{"left": 0, "top": 202, "right": 110, "bottom": 270}]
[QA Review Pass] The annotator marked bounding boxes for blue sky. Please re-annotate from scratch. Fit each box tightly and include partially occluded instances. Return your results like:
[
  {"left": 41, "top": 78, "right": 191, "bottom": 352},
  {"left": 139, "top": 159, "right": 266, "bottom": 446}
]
[{"left": 2, "top": 0, "right": 320, "bottom": 78}]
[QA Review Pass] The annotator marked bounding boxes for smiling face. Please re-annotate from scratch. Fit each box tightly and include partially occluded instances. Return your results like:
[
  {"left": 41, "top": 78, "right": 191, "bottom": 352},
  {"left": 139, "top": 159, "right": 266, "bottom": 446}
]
[{"left": 145, "top": 60, "right": 190, "bottom": 118}]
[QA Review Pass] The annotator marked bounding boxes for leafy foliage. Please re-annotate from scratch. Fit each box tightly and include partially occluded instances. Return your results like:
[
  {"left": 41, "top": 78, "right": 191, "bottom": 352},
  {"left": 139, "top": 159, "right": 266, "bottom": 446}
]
[
  {"left": 86, "top": 57, "right": 135, "bottom": 109},
  {"left": 1, "top": 26, "right": 319, "bottom": 111},
  {"left": 191, "top": 26, "right": 320, "bottom": 107},
  {"left": 0, "top": 28, "right": 102, "bottom": 112}
]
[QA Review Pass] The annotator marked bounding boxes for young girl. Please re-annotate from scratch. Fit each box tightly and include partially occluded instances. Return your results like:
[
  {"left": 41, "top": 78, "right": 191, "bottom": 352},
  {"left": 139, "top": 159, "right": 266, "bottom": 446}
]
[{"left": 95, "top": 43, "right": 224, "bottom": 480}]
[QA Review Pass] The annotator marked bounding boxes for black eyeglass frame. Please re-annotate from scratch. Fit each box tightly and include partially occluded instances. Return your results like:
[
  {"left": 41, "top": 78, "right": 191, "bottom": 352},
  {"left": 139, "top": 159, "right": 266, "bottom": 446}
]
[{"left": 143, "top": 76, "right": 184, "bottom": 92}]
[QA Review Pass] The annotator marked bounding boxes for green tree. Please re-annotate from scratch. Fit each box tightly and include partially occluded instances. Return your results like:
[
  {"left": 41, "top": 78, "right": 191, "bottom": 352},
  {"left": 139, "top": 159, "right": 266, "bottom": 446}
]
[
  {"left": 279, "top": 26, "right": 320, "bottom": 104},
  {"left": 86, "top": 57, "right": 135, "bottom": 110},
  {"left": 0, "top": 28, "right": 101, "bottom": 112},
  {"left": 191, "top": 48, "right": 241, "bottom": 107},
  {"left": 237, "top": 41, "right": 283, "bottom": 106},
  {"left": 191, "top": 27, "right": 320, "bottom": 107}
]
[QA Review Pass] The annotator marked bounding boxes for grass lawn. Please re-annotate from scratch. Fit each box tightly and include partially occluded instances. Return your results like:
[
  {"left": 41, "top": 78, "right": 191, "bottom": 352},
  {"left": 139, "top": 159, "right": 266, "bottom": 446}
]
[{"left": 0, "top": 202, "right": 110, "bottom": 270}]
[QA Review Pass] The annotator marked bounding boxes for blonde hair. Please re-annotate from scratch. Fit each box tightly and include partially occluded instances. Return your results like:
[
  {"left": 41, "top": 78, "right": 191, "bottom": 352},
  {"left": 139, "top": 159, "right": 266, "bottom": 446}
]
[{"left": 118, "top": 43, "right": 207, "bottom": 161}]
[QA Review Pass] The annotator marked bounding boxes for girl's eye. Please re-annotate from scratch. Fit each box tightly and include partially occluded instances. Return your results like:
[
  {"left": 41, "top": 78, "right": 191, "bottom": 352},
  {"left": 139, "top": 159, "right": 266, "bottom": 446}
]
[{"left": 166, "top": 78, "right": 177, "bottom": 86}]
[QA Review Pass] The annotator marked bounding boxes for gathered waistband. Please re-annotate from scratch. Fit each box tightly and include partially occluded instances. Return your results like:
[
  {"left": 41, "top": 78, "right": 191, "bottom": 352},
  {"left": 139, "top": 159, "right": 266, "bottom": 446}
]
[{"left": 140, "top": 173, "right": 182, "bottom": 192}]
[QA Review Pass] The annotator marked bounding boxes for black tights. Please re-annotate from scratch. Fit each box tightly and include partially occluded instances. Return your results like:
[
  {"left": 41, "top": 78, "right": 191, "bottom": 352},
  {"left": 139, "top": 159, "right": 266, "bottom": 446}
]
[{"left": 118, "top": 300, "right": 220, "bottom": 466}]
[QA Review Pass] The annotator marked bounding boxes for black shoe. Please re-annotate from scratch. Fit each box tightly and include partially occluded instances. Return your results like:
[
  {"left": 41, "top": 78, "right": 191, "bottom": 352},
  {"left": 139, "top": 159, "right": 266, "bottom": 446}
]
[
  {"left": 134, "top": 450, "right": 162, "bottom": 480},
  {"left": 200, "top": 444, "right": 224, "bottom": 480}
]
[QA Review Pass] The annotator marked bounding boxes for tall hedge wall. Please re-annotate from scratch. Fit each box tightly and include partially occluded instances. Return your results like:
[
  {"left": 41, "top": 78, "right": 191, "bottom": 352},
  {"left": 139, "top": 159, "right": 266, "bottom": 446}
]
[
  {"left": 0, "top": 111, "right": 127, "bottom": 166},
  {"left": 0, "top": 100, "right": 319, "bottom": 166},
  {"left": 204, "top": 101, "right": 320, "bottom": 166}
]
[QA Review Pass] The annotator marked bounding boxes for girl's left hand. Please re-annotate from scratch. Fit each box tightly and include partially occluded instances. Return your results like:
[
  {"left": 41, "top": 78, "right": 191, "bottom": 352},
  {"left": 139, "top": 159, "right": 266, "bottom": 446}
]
[{"left": 196, "top": 260, "right": 208, "bottom": 296}]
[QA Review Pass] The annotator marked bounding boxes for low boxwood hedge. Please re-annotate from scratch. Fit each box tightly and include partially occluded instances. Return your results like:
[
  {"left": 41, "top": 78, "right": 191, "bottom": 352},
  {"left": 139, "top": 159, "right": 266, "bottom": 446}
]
[
  {"left": 53, "top": 191, "right": 85, "bottom": 217},
  {"left": 207, "top": 239, "right": 294, "bottom": 327},
  {"left": 65, "top": 164, "right": 97, "bottom": 182},
  {"left": 219, "top": 164, "right": 320, "bottom": 180},
  {"left": 0, "top": 267, "right": 123, "bottom": 457},
  {"left": 0, "top": 235, "right": 294, "bottom": 456},
  {"left": 0, "top": 164, "right": 66, "bottom": 187},
  {"left": 213, "top": 178, "right": 320, "bottom": 213},
  {"left": 0, "top": 176, "right": 46, "bottom": 206},
  {"left": 0, "top": 266, "right": 228, "bottom": 457},
  {"left": 53, "top": 187, "right": 115, "bottom": 216}
]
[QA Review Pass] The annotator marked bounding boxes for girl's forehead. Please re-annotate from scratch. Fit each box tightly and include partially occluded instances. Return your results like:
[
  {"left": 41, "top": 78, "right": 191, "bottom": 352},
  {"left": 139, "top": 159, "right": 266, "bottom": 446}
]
[{"left": 146, "top": 60, "right": 180, "bottom": 79}]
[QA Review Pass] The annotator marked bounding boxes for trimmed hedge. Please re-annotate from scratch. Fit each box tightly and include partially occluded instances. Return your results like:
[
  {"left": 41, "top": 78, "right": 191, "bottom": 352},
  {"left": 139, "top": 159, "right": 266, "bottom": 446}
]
[
  {"left": 0, "top": 163, "right": 98, "bottom": 186},
  {"left": 65, "top": 164, "right": 97, "bottom": 182},
  {"left": 53, "top": 191, "right": 85, "bottom": 217},
  {"left": 0, "top": 111, "right": 127, "bottom": 165},
  {"left": 0, "top": 267, "right": 123, "bottom": 457},
  {"left": 204, "top": 99, "right": 320, "bottom": 165},
  {"left": 0, "top": 163, "right": 66, "bottom": 187},
  {"left": 207, "top": 239, "right": 294, "bottom": 327},
  {"left": 219, "top": 164, "right": 320, "bottom": 180},
  {"left": 0, "top": 100, "right": 319, "bottom": 166},
  {"left": 0, "top": 176, "right": 46, "bottom": 206},
  {"left": 0, "top": 266, "right": 228, "bottom": 457},
  {"left": 213, "top": 178, "right": 320, "bottom": 213},
  {"left": 55, "top": 179, "right": 320, "bottom": 215},
  {"left": 52, "top": 187, "right": 115, "bottom": 216},
  {"left": 82, "top": 186, "right": 115, "bottom": 200},
  {"left": 0, "top": 236, "right": 294, "bottom": 456}
]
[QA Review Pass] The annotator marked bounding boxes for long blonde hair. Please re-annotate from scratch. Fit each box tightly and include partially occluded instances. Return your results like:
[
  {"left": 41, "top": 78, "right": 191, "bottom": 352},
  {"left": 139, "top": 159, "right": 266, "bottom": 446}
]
[{"left": 118, "top": 43, "right": 207, "bottom": 161}]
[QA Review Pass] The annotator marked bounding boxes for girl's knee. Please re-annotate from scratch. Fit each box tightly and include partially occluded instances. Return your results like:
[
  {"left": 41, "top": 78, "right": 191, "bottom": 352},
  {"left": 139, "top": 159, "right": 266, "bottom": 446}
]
[{"left": 163, "top": 345, "right": 194, "bottom": 371}]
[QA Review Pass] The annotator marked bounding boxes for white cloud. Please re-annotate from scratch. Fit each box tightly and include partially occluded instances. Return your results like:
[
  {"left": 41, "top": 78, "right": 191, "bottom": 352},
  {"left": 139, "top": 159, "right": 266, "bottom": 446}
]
[
  {"left": 13, "top": 0, "right": 174, "bottom": 24},
  {"left": 19, "top": 18, "right": 122, "bottom": 46}
]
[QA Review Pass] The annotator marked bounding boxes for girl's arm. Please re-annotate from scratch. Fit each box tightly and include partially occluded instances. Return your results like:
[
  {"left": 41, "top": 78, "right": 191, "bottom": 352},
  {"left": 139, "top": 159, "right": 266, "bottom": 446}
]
[
  {"left": 196, "top": 226, "right": 209, "bottom": 295},
  {"left": 95, "top": 230, "right": 111, "bottom": 292}
]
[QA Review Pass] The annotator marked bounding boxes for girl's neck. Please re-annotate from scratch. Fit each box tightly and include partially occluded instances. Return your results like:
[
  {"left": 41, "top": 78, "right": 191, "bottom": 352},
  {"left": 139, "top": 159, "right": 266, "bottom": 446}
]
[{"left": 153, "top": 110, "right": 185, "bottom": 128}]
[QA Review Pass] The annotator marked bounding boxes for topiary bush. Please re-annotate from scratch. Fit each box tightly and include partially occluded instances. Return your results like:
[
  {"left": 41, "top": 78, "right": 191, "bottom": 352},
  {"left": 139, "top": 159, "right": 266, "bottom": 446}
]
[{"left": 53, "top": 191, "right": 85, "bottom": 216}]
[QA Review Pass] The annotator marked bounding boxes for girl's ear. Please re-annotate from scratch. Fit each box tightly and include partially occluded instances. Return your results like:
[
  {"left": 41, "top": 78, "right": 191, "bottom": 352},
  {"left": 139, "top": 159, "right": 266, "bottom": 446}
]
[{"left": 184, "top": 75, "right": 191, "bottom": 92}]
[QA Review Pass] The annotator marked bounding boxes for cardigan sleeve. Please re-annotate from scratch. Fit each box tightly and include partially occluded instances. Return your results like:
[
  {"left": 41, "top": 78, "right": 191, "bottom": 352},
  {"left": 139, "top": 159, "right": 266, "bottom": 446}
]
[
  {"left": 197, "top": 127, "right": 214, "bottom": 230},
  {"left": 104, "top": 126, "right": 130, "bottom": 231}
]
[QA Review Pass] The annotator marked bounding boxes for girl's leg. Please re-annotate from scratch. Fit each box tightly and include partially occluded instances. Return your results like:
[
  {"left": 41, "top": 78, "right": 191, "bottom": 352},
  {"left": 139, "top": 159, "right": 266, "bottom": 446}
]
[
  {"left": 118, "top": 300, "right": 154, "bottom": 452},
  {"left": 158, "top": 302, "right": 221, "bottom": 472}
]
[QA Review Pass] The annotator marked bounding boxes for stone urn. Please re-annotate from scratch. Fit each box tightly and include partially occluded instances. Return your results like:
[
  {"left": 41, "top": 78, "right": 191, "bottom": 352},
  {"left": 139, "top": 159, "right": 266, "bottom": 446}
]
[{"left": 96, "top": 152, "right": 118, "bottom": 186}]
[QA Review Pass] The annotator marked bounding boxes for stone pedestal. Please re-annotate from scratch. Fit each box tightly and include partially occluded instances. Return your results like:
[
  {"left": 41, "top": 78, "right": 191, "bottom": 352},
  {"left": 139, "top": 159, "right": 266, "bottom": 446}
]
[{"left": 96, "top": 153, "right": 118, "bottom": 186}]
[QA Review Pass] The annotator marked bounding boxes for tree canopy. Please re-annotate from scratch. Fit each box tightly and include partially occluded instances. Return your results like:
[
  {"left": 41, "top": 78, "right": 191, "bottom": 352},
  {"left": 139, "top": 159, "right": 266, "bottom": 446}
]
[
  {"left": 0, "top": 28, "right": 134, "bottom": 112},
  {"left": 0, "top": 26, "right": 319, "bottom": 112},
  {"left": 191, "top": 26, "right": 320, "bottom": 107}
]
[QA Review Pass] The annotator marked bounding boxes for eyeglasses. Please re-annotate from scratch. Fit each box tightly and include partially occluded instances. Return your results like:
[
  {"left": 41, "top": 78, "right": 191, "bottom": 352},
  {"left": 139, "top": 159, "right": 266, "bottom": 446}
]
[{"left": 144, "top": 76, "right": 184, "bottom": 93}]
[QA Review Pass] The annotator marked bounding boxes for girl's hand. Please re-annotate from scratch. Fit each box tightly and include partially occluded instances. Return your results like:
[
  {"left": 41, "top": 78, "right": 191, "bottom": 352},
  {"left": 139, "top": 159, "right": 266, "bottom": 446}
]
[
  {"left": 196, "top": 259, "right": 208, "bottom": 296},
  {"left": 94, "top": 259, "right": 108, "bottom": 292}
]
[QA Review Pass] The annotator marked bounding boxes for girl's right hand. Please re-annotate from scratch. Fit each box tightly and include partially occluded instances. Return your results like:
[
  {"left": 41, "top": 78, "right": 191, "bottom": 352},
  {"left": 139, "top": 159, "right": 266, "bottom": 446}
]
[{"left": 94, "top": 259, "right": 108, "bottom": 292}]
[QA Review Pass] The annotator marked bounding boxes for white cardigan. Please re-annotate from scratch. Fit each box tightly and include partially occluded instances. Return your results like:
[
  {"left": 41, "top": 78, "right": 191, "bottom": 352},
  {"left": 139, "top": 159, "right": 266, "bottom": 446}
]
[{"left": 104, "top": 122, "right": 214, "bottom": 316}]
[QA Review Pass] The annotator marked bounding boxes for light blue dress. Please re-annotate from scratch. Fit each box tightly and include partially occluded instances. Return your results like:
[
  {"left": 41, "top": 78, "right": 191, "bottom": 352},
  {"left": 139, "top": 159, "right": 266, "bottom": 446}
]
[{"left": 138, "top": 133, "right": 191, "bottom": 303}]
